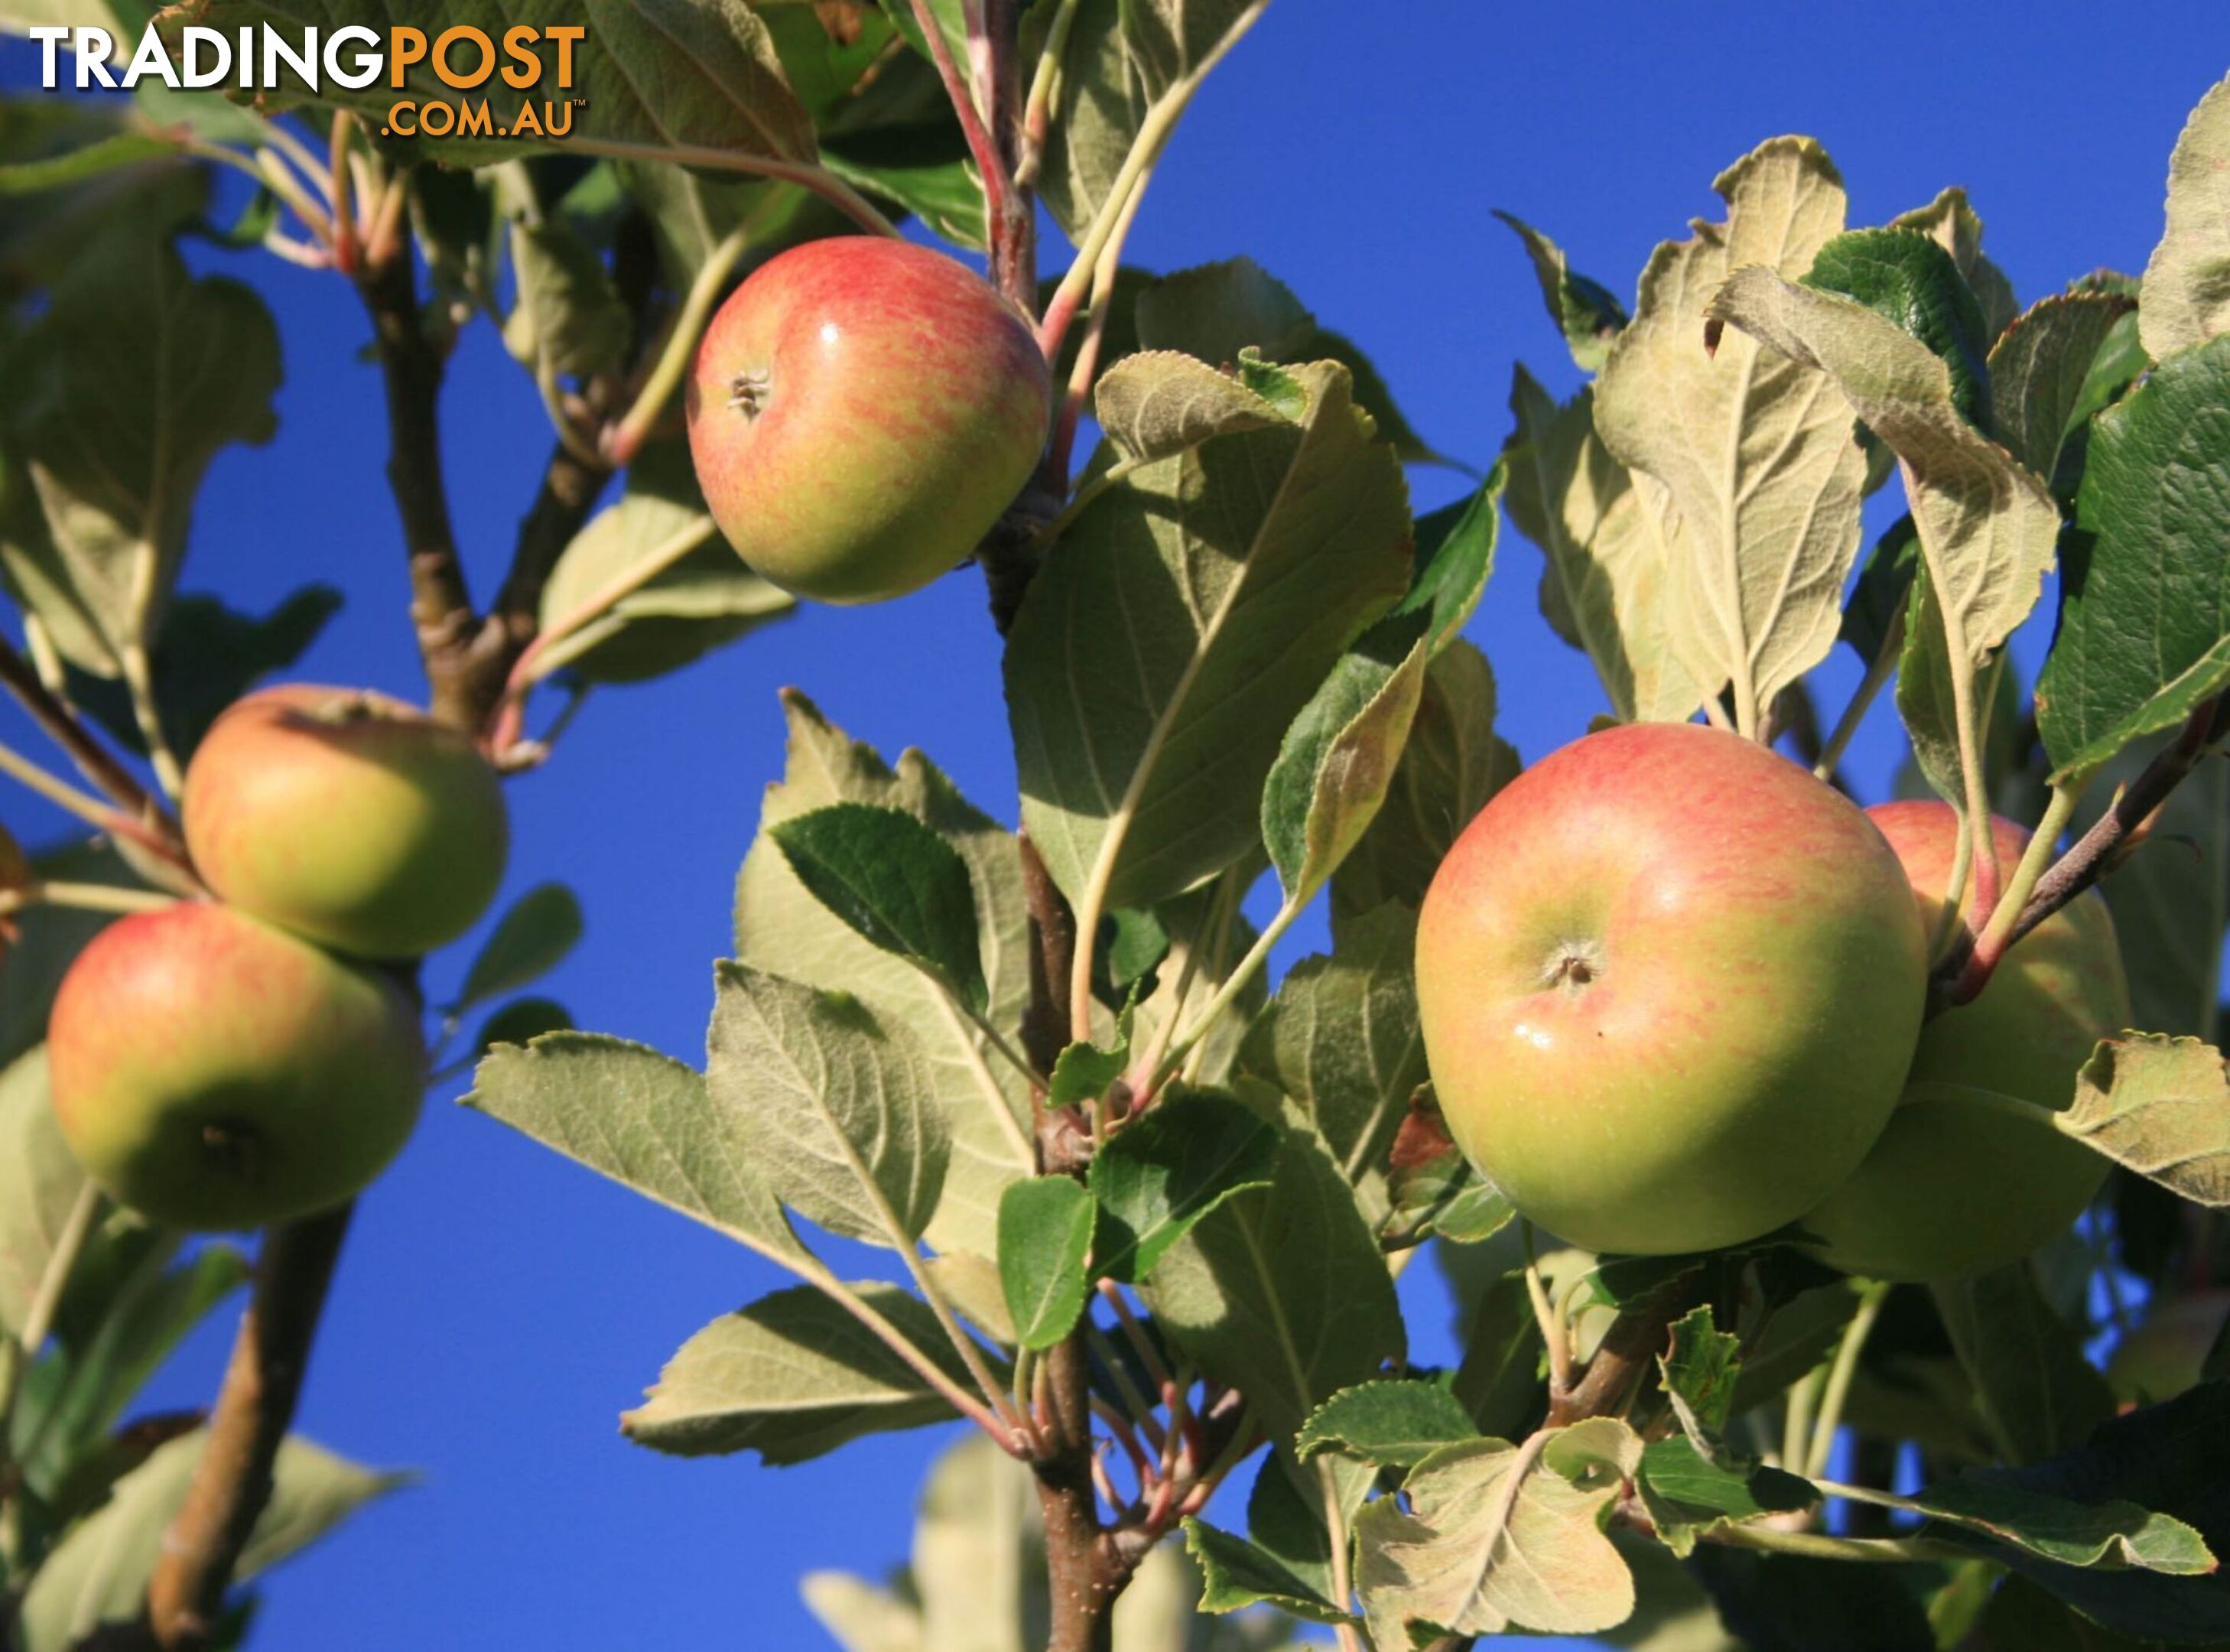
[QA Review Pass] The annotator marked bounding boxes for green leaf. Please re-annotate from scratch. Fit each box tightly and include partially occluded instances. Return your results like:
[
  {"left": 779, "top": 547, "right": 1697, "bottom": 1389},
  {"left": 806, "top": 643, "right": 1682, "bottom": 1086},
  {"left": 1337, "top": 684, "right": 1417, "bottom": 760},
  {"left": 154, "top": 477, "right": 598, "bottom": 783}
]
[
  {"left": 1031, "top": 5, "right": 1262, "bottom": 246},
  {"left": 1656, "top": 1305, "right": 1741, "bottom": 1450},
  {"left": 1492, "top": 210, "right": 1627, "bottom": 372},
  {"left": 1706, "top": 261, "right": 2059, "bottom": 691},
  {"left": 1933, "top": 1263, "right": 2115, "bottom": 1465},
  {"left": 620, "top": 1282, "right": 965, "bottom": 1463},
  {"left": 769, "top": 804, "right": 988, "bottom": 1013},
  {"left": 1403, "top": 470, "right": 1504, "bottom": 652},
  {"left": 1987, "top": 291, "right": 2137, "bottom": 483},
  {"left": 463, "top": 1032, "right": 805, "bottom": 1261},
  {"left": 1093, "top": 349, "right": 1290, "bottom": 463},
  {"left": 2, "top": 218, "right": 280, "bottom": 672},
  {"left": 1380, "top": 1099, "right": 1515, "bottom": 1250},
  {"left": 63, "top": 585, "right": 341, "bottom": 763},
  {"left": 1132, "top": 257, "right": 1445, "bottom": 464},
  {"left": 708, "top": 961, "right": 948, "bottom": 1250},
  {"left": 2034, "top": 334, "right": 2230, "bottom": 785},
  {"left": 0, "top": 840, "right": 141, "bottom": 1068},
  {"left": 820, "top": 122, "right": 986, "bottom": 250},
  {"left": 1089, "top": 1088, "right": 1276, "bottom": 1284},
  {"left": 1239, "top": 904, "right": 1423, "bottom": 1186},
  {"left": 996, "top": 1177, "right": 1095, "bottom": 1351},
  {"left": 0, "top": 129, "right": 172, "bottom": 197},
  {"left": 1804, "top": 228, "right": 1993, "bottom": 428},
  {"left": 1595, "top": 136, "right": 1864, "bottom": 736},
  {"left": 1448, "top": 1273, "right": 1542, "bottom": 1441},
  {"left": 1260, "top": 610, "right": 1432, "bottom": 909},
  {"left": 0, "top": 1047, "right": 86, "bottom": 1339},
  {"left": 1633, "top": 1437, "right": 1818, "bottom": 1557},
  {"left": 1728, "top": 1280, "right": 1861, "bottom": 1418},
  {"left": 15, "top": 1239, "right": 246, "bottom": 1507},
  {"left": 1686, "top": 1543, "right": 1935, "bottom": 1652},
  {"left": 469, "top": 997, "right": 573, "bottom": 1057},
  {"left": 1296, "top": 1380, "right": 1478, "bottom": 1470},
  {"left": 1183, "top": 1515, "right": 1350, "bottom": 1625},
  {"left": 2054, "top": 1034, "right": 2230, "bottom": 1207},
  {"left": 0, "top": 98, "right": 206, "bottom": 298},
  {"left": 1354, "top": 1419, "right": 1644, "bottom": 1644},
  {"left": 2139, "top": 69, "right": 2230, "bottom": 363},
  {"left": 1873, "top": 1476, "right": 2213, "bottom": 1573},
  {"left": 1146, "top": 1128, "right": 1404, "bottom": 1439},
  {"left": 733, "top": 691, "right": 1032, "bottom": 1262},
  {"left": 533, "top": 463, "right": 792, "bottom": 685},
  {"left": 1331, "top": 640, "right": 1518, "bottom": 935},
  {"left": 1503, "top": 367, "right": 1699, "bottom": 727},
  {"left": 1048, "top": 1017, "right": 1133, "bottom": 1115},
  {"left": 1007, "top": 359, "right": 1412, "bottom": 911},
  {"left": 1890, "top": 184, "right": 2018, "bottom": 340},
  {"left": 1840, "top": 513, "right": 1916, "bottom": 664},
  {"left": 756, "top": 4, "right": 900, "bottom": 116},
  {"left": 187, "top": 0, "right": 818, "bottom": 169},
  {"left": 1954, "top": 1384, "right": 2230, "bottom": 1641},
  {"left": 2076, "top": 742, "right": 2229, "bottom": 1036},
  {"left": 502, "top": 210, "right": 630, "bottom": 382},
  {"left": 16, "top": 1431, "right": 403, "bottom": 1652},
  {"left": 450, "top": 883, "right": 583, "bottom": 1013}
]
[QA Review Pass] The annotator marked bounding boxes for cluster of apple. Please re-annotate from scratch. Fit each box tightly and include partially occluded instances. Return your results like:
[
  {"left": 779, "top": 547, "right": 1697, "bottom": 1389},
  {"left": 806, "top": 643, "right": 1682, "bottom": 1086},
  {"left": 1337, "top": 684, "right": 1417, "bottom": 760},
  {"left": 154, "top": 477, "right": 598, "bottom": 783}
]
[
  {"left": 47, "top": 685, "right": 507, "bottom": 1231},
  {"left": 1418, "top": 722, "right": 2129, "bottom": 1283}
]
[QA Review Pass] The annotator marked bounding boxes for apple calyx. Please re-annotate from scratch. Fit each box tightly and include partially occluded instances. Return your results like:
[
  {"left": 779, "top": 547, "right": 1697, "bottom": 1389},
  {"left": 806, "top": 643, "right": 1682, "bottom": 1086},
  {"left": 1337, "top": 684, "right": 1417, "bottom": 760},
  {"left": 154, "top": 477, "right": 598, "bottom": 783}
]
[{"left": 727, "top": 368, "right": 772, "bottom": 418}]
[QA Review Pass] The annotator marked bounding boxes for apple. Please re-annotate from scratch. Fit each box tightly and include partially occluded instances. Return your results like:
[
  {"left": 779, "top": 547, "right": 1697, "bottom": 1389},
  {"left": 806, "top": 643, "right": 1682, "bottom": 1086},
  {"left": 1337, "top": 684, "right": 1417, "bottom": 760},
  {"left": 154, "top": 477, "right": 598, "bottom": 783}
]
[
  {"left": 684, "top": 236, "right": 1052, "bottom": 605},
  {"left": 183, "top": 684, "right": 507, "bottom": 960},
  {"left": 46, "top": 902, "right": 424, "bottom": 1231},
  {"left": 1800, "top": 802, "right": 2129, "bottom": 1282},
  {"left": 1415, "top": 722, "right": 1929, "bottom": 1257},
  {"left": 2107, "top": 1290, "right": 2230, "bottom": 1404}
]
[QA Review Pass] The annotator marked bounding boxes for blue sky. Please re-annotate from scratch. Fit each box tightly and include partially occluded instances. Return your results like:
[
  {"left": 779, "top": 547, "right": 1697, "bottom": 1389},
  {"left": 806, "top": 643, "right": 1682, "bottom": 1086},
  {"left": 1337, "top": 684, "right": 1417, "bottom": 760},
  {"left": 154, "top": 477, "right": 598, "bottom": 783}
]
[{"left": 2, "top": 4, "right": 2224, "bottom": 1646}]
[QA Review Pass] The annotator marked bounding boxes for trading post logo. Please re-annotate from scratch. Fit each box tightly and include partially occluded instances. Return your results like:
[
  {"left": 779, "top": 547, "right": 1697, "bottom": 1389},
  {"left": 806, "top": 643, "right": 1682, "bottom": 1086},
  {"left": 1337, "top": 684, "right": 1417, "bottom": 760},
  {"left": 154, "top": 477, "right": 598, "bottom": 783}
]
[{"left": 27, "top": 23, "right": 588, "bottom": 139}]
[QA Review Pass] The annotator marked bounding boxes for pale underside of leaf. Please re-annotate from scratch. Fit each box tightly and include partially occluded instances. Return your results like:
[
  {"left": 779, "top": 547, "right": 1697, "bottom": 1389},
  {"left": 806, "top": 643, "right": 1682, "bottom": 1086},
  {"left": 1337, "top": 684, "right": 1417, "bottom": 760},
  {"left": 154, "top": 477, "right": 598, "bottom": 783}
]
[
  {"left": 2059, "top": 1034, "right": 2230, "bottom": 1207},
  {"left": 2140, "top": 70, "right": 2230, "bottom": 363},
  {"left": 1707, "top": 268, "right": 2057, "bottom": 676},
  {"left": 1594, "top": 135, "right": 1863, "bottom": 736},
  {"left": 1094, "top": 350, "right": 1288, "bottom": 463},
  {"left": 733, "top": 692, "right": 1032, "bottom": 1260}
]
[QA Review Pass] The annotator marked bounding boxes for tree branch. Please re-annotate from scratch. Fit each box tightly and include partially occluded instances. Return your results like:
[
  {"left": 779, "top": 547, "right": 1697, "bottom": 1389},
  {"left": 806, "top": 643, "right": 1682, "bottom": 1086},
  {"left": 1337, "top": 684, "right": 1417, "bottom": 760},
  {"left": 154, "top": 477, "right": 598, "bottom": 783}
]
[
  {"left": 0, "top": 634, "right": 179, "bottom": 843},
  {"left": 1545, "top": 1293, "right": 1680, "bottom": 1430},
  {"left": 355, "top": 234, "right": 487, "bottom": 731},
  {"left": 1930, "top": 693, "right": 2228, "bottom": 1013},
  {"left": 145, "top": 1205, "right": 353, "bottom": 1650},
  {"left": 1035, "top": 1332, "right": 1120, "bottom": 1652}
]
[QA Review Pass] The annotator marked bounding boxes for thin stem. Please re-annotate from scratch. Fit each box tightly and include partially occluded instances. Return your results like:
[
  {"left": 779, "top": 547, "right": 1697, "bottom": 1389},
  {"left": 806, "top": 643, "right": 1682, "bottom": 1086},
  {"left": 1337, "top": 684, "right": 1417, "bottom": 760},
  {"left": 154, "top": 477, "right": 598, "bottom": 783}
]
[
  {"left": 1699, "top": 693, "right": 1735, "bottom": 733},
  {"left": 327, "top": 112, "right": 360, "bottom": 274},
  {"left": 0, "top": 630, "right": 176, "bottom": 831},
  {"left": 1316, "top": 1455, "right": 1360, "bottom": 1646},
  {"left": 604, "top": 226, "right": 752, "bottom": 467},
  {"left": 1897, "top": 1080, "right": 2062, "bottom": 1130},
  {"left": 252, "top": 145, "right": 333, "bottom": 244},
  {"left": 0, "top": 1182, "right": 103, "bottom": 1447},
  {"left": 1147, "top": 896, "right": 1302, "bottom": 1093},
  {"left": 1781, "top": 1364, "right": 1824, "bottom": 1473},
  {"left": 510, "top": 515, "right": 719, "bottom": 691},
  {"left": 1805, "top": 1279, "right": 1888, "bottom": 1480},
  {"left": 0, "top": 737, "right": 148, "bottom": 834},
  {"left": 1035, "top": 0, "right": 1269, "bottom": 361},
  {"left": 255, "top": 118, "right": 333, "bottom": 210},
  {"left": 119, "top": 642, "right": 184, "bottom": 798},
  {"left": 1951, "top": 783, "right": 2082, "bottom": 1003},
  {"left": 1016, "top": 0, "right": 1084, "bottom": 184},
  {"left": 0, "top": 880, "right": 179, "bottom": 917},
  {"left": 1049, "top": 178, "right": 1148, "bottom": 483},
  {"left": 1949, "top": 652, "right": 2003, "bottom": 945},
  {"left": 565, "top": 138, "right": 898, "bottom": 238},
  {"left": 1707, "top": 1520, "right": 1968, "bottom": 1566},
  {"left": 1816, "top": 606, "right": 1904, "bottom": 780},
  {"left": 911, "top": 0, "right": 1011, "bottom": 213},
  {"left": 1095, "top": 1281, "right": 1172, "bottom": 1392},
  {"left": 1523, "top": 1242, "right": 1574, "bottom": 1398}
]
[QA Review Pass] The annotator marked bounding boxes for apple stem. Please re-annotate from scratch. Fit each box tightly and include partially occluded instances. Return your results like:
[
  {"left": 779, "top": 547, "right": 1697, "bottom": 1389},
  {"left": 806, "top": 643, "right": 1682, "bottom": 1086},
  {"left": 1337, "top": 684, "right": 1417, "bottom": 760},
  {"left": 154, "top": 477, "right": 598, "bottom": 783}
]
[
  {"left": 0, "top": 880, "right": 180, "bottom": 918},
  {"left": 603, "top": 224, "right": 753, "bottom": 470},
  {"left": 1015, "top": 0, "right": 1086, "bottom": 187},
  {"left": 1048, "top": 178, "right": 1149, "bottom": 484},
  {"left": 0, "top": 737, "right": 196, "bottom": 874},
  {"left": 1946, "top": 783, "right": 2083, "bottom": 1004},
  {"left": 1815, "top": 603, "right": 1905, "bottom": 782},
  {"left": 1805, "top": 1280, "right": 1890, "bottom": 1480}
]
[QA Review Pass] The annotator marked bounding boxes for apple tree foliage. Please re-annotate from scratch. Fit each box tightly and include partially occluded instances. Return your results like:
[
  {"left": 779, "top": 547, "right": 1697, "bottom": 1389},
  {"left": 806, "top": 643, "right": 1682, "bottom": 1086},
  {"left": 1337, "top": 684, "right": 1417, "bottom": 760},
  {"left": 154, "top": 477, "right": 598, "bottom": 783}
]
[{"left": 0, "top": 5, "right": 2228, "bottom": 1650}]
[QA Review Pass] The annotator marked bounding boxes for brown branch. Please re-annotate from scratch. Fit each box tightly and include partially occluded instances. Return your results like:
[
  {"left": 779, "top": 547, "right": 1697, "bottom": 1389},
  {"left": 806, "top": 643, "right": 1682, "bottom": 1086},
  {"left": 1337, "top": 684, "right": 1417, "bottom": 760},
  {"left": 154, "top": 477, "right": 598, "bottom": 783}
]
[
  {"left": 356, "top": 233, "right": 487, "bottom": 732},
  {"left": 1035, "top": 1333, "right": 1121, "bottom": 1652},
  {"left": 1545, "top": 1294, "right": 1680, "bottom": 1430},
  {"left": 0, "top": 636, "right": 178, "bottom": 839},
  {"left": 1933, "top": 693, "right": 2228, "bottom": 1012},
  {"left": 145, "top": 1205, "right": 353, "bottom": 1650}
]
